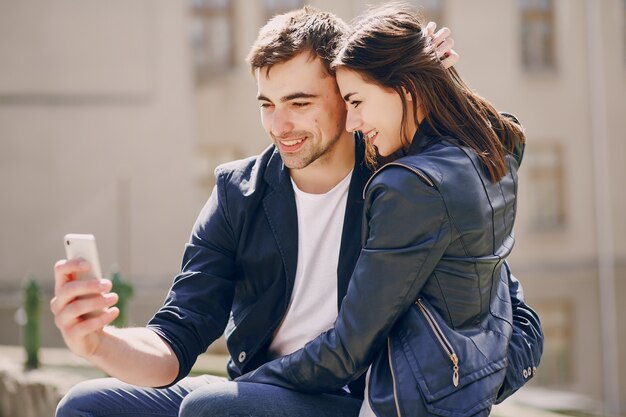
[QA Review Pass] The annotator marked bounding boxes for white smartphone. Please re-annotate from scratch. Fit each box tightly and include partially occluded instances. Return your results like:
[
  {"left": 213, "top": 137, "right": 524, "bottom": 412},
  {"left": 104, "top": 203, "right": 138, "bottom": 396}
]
[{"left": 64, "top": 233, "right": 103, "bottom": 281}]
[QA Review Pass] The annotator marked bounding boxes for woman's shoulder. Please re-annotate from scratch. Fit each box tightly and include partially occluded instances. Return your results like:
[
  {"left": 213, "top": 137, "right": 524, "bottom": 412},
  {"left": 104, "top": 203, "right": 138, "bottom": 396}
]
[
  {"left": 363, "top": 161, "right": 440, "bottom": 206},
  {"left": 365, "top": 138, "right": 494, "bottom": 205},
  {"left": 398, "top": 139, "right": 470, "bottom": 186},
  {"left": 364, "top": 139, "right": 462, "bottom": 193}
]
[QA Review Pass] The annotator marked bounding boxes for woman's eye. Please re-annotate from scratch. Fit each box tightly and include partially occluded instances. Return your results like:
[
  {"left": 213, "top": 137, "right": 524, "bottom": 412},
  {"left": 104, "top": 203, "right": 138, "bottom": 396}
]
[{"left": 351, "top": 101, "right": 361, "bottom": 108}]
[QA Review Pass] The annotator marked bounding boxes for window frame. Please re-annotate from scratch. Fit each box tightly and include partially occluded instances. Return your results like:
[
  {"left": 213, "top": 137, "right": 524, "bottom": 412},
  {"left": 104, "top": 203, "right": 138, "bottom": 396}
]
[
  {"left": 189, "top": 0, "right": 235, "bottom": 83},
  {"left": 519, "top": 0, "right": 557, "bottom": 72}
]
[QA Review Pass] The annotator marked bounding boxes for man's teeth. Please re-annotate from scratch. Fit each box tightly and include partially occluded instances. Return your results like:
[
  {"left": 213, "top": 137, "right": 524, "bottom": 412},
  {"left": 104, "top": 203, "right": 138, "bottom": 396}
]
[
  {"left": 366, "top": 130, "right": 378, "bottom": 140},
  {"left": 281, "top": 138, "right": 304, "bottom": 146}
]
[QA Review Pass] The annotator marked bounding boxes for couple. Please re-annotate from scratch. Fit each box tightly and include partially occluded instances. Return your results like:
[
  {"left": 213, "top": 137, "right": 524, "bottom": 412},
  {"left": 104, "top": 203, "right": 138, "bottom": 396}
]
[{"left": 52, "top": 4, "right": 542, "bottom": 417}]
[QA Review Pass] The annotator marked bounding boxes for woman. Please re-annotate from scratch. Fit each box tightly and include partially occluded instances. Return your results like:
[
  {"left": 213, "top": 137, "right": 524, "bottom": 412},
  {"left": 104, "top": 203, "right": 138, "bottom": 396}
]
[{"left": 239, "top": 4, "right": 528, "bottom": 416}]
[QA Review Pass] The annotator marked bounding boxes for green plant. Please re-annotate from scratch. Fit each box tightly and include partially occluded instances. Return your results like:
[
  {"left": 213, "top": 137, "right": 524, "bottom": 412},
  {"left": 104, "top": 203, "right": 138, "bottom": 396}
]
[
  {"left": 23, "top": 278, "right": 40, "bottom": 370},
  {"left": 111, "top": 270, "right": 134, "bottom": 327}
]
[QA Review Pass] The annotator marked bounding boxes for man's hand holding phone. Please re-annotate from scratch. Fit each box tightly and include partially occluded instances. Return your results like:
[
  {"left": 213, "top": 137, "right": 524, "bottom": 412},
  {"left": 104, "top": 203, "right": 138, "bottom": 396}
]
[{"left": 50, "top": 234, "right": 120, "bottom": 359}]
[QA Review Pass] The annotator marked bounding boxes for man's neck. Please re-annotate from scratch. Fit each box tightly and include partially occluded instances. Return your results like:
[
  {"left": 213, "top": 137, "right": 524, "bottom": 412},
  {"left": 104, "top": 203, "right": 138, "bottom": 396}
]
[{"left": 290, "top": 134, "right": 355, "bottom": 194}]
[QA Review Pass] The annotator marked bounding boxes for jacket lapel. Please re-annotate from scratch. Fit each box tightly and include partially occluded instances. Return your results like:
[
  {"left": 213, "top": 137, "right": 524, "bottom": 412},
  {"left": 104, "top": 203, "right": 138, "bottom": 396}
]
[
  {"left": 262, "top": 148, "right": 299, "bottom": 307},
  {"left": 337, "top": 135, "right": 373, "bottom": 309},
  {"left": 262, "top": 137, "right": 372, "bottom": 312}
]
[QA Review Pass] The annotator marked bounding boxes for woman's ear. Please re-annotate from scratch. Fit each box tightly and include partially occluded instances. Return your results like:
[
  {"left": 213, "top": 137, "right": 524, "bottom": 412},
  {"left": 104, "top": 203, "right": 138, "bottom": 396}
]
[{"left": 401, "top": 86, "right": 413, "bottom": 102}]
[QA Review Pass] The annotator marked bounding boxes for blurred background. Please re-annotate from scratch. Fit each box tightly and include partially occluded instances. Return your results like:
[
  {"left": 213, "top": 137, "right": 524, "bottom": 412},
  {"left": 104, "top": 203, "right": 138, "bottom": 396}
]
[{"left": 0, "top": 0, "right": 624, "bottom": 415}]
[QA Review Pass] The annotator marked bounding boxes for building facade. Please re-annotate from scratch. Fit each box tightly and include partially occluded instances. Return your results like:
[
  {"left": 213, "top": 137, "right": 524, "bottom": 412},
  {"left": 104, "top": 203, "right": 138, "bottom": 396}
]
[{"left": 0, "top": 0, "right": 624, "bottom": 413}]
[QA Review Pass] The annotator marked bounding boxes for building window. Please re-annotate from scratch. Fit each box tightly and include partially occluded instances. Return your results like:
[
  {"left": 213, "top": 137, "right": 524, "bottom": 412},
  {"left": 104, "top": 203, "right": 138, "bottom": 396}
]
[
  {"left": 414, "top": 0, "right": 444, "bottom": 26},
  {"left": 519, "top": 0, "right": 556, "bottom": 71},
  {"left": 189, "top": 0, "right": 234, "bottom": 82},
  {"left": 262, "top": 0, "right": 304, "bottom": 21},
  {"left": 533, "top": 300, "right": 572, "bottom": 386},
  {"left": 525, "top": 142, "right": 565, "bottom": 231}
]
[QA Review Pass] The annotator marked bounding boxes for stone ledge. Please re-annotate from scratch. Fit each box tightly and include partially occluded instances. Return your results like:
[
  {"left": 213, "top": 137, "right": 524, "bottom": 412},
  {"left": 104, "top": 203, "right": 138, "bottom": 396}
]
[
  {"left": 0, "top": 345, "right": 228, "bottom": 417},
  {"left": 0, "top": 346, "right": 104, "bottom": 417}
]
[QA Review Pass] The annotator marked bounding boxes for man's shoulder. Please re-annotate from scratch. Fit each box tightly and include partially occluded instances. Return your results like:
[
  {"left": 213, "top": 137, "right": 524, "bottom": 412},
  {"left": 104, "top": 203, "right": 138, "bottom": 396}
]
[
  {"left": 212, "top": 145, "right": 280, "bottom": 202},
  {"left": 214, "top": 145, "right": 276, "bottom": 181}
]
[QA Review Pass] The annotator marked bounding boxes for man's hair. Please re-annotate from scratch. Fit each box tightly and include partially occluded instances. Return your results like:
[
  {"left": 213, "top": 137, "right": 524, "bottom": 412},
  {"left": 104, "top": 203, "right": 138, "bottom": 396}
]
[{"left": 246, "top": 6, "right": 348, "bottom": 75}]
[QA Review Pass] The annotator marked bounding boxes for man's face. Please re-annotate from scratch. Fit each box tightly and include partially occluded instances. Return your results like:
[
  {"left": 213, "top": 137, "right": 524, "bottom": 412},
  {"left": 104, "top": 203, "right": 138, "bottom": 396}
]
[{"left": 256, "top": 52, "right": 347, "bottom": 170}]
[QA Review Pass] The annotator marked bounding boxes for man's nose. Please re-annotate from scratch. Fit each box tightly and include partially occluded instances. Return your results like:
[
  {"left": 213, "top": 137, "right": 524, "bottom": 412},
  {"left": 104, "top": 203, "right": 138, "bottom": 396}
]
[
  {"left": 345, "top": 109, "right": 362, "bottom": 133},
  {"left": 271, "top": 108, "right": 293, "bottom": 137}
]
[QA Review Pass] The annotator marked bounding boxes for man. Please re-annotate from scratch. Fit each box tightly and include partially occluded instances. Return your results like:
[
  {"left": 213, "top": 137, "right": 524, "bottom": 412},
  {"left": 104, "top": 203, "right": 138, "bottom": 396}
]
[{"left": 52, "top": 7, "right": 541, "bottom": 417}]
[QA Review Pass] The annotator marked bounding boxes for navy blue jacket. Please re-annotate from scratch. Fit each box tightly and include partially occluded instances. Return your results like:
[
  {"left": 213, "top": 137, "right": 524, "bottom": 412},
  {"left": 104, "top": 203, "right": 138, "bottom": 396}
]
[{"left": 147, "top": 137, "right": 371, "bottom": 395}]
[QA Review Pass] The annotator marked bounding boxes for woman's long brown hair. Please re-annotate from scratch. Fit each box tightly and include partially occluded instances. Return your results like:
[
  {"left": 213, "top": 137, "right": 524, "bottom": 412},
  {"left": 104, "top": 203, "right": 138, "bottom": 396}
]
[{"left": 332, "top": 3, "right": 525, "bottom": 181}]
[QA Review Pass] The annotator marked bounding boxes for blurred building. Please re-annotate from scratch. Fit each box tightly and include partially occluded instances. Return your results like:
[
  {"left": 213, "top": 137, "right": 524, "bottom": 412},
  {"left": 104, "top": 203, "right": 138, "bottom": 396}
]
[{"left": 0, "top": 0, "right": 624, "bottom": 414}]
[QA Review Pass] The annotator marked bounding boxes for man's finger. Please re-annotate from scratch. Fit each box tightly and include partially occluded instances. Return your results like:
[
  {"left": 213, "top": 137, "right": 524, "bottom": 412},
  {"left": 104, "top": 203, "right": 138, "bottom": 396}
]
[
  {"left": 436, "top": 38, "right": 455, "bottom": 57},
  {"left": 54, "top": 292, "right": 118, "bottom": 328},
  {"left": 51, "top": 279, "right": 112, "bottom": 315},
  {"left": 426, "top": 21, "right": 437, "bottom": 37},
  {"left": 63, "top": 307, "right": 120, "bottom": 342},
  {"left": 432, "top": 27, "right": 451, "bottom": 47},
  {"left": 441, "top": 50, "right": 460, "bottom": 69},
  {"left": 54, "top": 259, "right": 90, "bottom": 292}
]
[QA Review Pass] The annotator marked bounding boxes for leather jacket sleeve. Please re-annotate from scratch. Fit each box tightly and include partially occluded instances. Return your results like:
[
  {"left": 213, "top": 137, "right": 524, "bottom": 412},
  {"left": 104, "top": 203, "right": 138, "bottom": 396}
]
[
  {"left": 237, "top": 166, "right": 451, "bottom": 392},
  {"left": 496, "top": 262, "right": 544, "bottom": 402}
]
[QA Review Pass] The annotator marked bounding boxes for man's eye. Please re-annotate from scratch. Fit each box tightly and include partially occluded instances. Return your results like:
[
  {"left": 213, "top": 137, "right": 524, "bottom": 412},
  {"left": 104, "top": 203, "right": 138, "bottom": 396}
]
[
  {"left": 260, "top": 102, "right": 273, "bottom": 108},
  {"left": 292, "top": 102, "right": 310, "bottom": 108}
]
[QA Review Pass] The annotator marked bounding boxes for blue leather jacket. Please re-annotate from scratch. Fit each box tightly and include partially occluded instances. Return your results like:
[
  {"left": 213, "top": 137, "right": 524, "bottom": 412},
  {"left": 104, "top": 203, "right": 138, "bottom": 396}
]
[{"left": 237, "top": 124, "right": 543, "bottom": 415}]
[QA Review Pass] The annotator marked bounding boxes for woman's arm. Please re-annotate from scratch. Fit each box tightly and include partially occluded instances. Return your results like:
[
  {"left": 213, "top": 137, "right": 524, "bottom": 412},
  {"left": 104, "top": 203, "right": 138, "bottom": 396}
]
[
  {"left": 237, "top": 167, "right": 450, "bottom": 392},
  {"left": 497, "top": 263, "right": 544, "bottom": 402}
]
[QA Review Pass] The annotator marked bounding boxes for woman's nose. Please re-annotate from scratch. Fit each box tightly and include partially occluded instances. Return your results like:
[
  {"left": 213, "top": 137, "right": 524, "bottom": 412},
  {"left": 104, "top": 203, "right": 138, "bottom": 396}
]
[{"left": 345, "top": 108, "right": 363, "bottom": 133}]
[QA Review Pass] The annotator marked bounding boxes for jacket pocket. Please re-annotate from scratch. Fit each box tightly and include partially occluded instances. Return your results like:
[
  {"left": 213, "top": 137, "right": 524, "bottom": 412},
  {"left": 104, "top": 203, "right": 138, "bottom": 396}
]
[{"left": 393, "top": 298, "right": 508, "bottom": 417}]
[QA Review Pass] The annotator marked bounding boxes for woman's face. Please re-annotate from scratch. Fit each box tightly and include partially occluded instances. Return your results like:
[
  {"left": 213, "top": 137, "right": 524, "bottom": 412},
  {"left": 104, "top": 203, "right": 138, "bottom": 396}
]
[{"left": 336, "top": 67, "right": 416, "bottom": 157}]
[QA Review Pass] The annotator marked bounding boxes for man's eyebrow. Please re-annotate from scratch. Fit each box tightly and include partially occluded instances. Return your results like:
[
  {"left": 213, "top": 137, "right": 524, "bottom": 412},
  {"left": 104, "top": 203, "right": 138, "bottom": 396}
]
[
  {"left": 257, "top": 92, "right": 318, "bottom": 102},
  {"left": 282, "top": 92, "right": 317, "bottom": 102},
  {"left": 343, "top": 92, "right": 357, "bottom": 102}
]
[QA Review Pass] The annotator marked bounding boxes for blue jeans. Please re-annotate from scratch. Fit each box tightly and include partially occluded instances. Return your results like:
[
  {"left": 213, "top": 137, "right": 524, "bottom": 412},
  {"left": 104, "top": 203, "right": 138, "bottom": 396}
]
[{"left": 56, "top": 375, "right": 362, "bottom": 417}]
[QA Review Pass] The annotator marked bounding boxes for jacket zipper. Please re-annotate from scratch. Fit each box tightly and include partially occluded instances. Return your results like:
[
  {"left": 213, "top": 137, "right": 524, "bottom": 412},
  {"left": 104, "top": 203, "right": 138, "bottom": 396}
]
[
  {"left": 416, "top": 298, "right": 460, "bottom": 387},
  {"left": 387, "top": 338, "right": 403, "bottom": 417}
]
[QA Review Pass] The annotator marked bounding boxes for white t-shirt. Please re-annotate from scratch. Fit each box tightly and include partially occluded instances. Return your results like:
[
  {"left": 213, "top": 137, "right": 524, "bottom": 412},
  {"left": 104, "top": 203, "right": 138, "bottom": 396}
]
[
  {"left": 268, "top": 170, "right": 353, "bottom": 357},
  {"left": 359, "top": 368, "right": 376, "bottom": 417}
]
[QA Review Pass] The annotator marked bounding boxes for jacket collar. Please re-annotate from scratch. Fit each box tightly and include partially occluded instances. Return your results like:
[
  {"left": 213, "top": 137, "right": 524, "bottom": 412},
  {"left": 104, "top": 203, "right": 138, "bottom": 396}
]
[
  {"left": 263, "top": 146, "right": 291, "bottom": 191},
  {"left": 262, "top": 148, "right": 299, "bottom": 304},
  {"left": 406, "top": 118, "right": 441, "bottom": 156}
]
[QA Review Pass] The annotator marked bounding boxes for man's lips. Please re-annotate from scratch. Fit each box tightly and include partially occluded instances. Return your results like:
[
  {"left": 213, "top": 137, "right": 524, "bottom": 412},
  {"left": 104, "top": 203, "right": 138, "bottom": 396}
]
[{"left": 277, "top": 137, "right": 307, "bottom": 153}]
